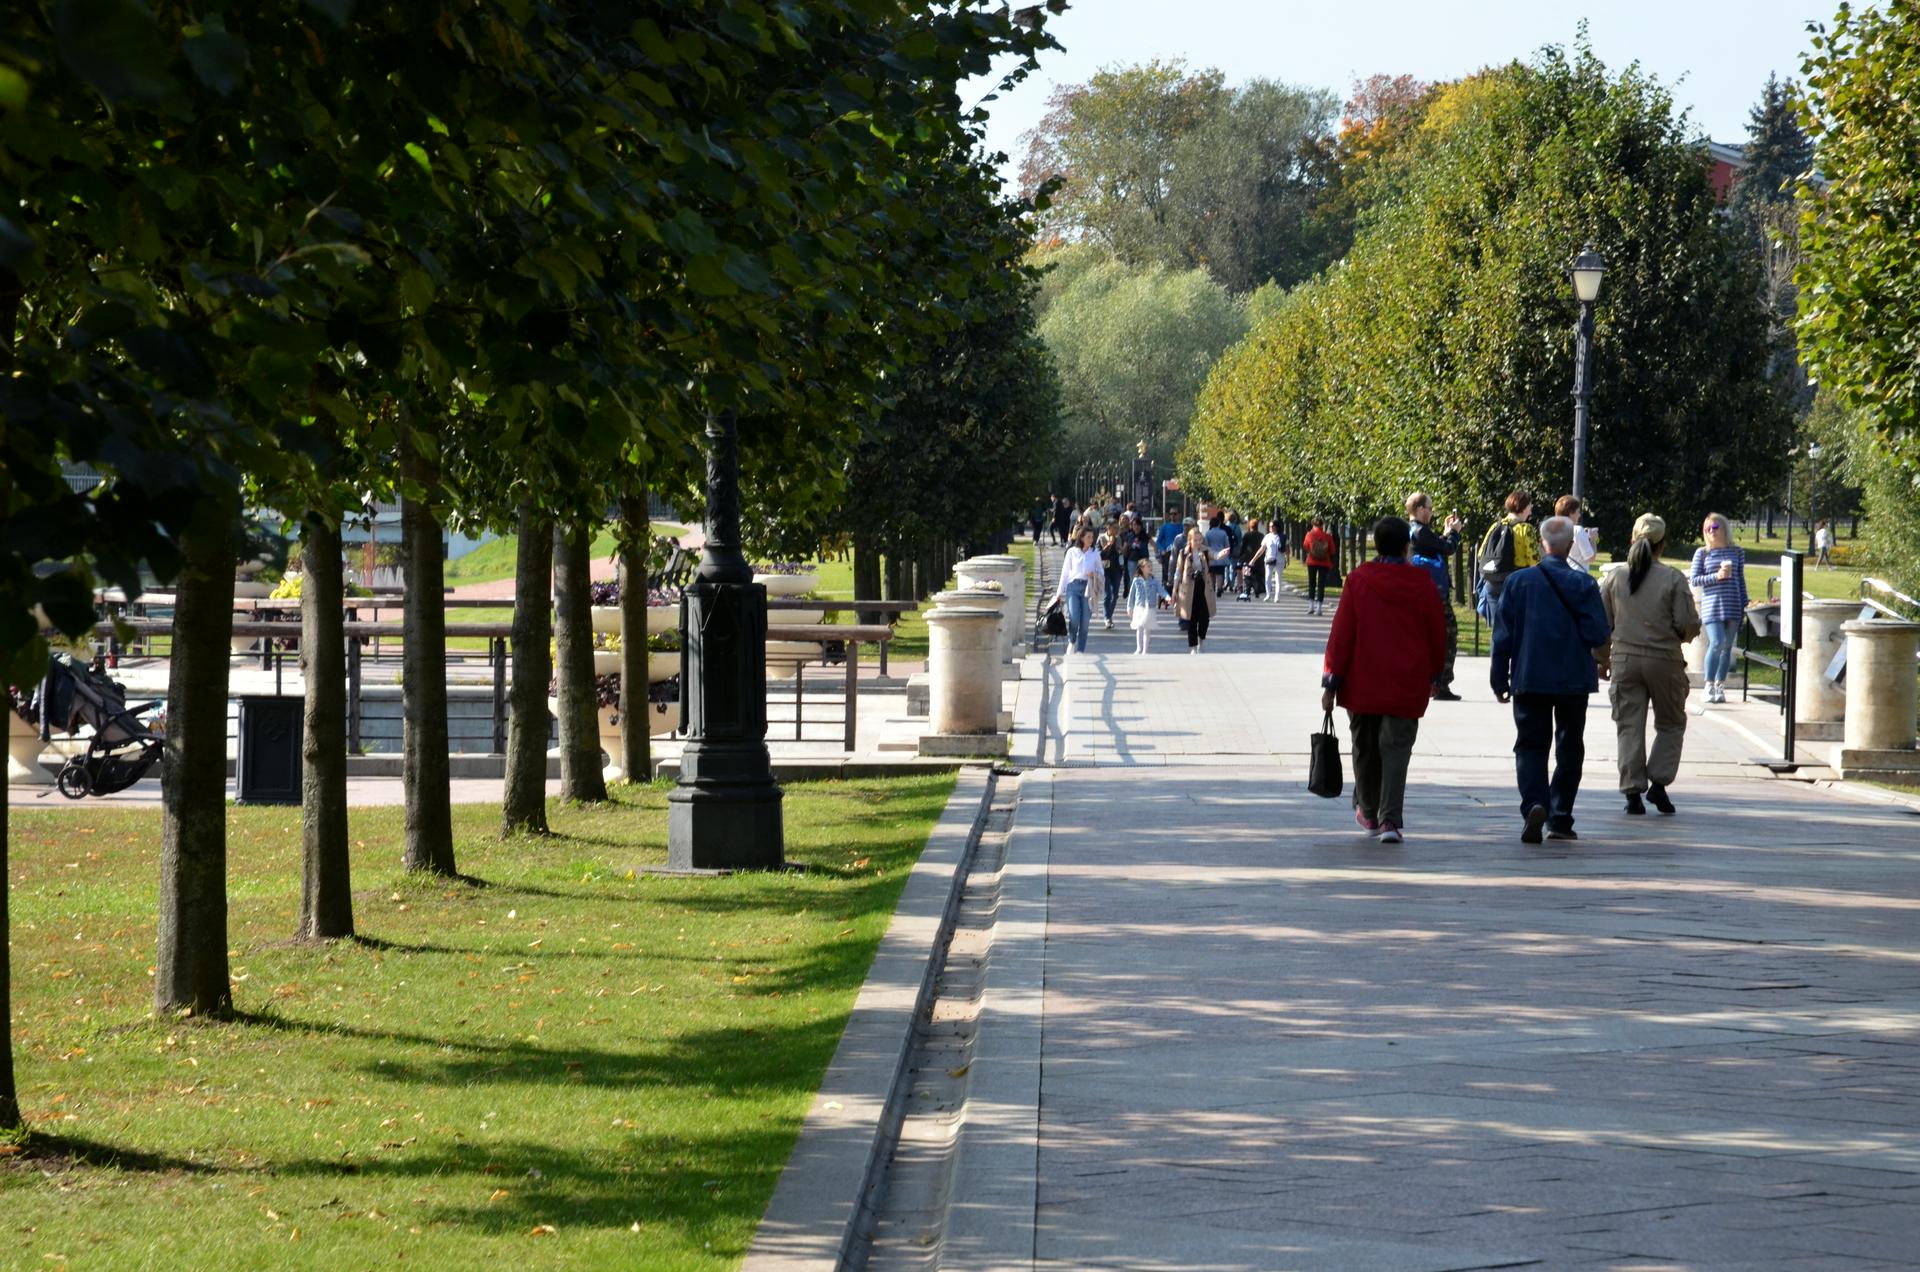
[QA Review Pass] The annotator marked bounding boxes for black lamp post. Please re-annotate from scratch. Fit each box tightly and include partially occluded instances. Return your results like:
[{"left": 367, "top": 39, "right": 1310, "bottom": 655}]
[
  {"left": 666, "top": 410, "right": 784, "bottom": 870},
  {"left": 1569, "top": 246, "right": 1606, "bottom": 503}
]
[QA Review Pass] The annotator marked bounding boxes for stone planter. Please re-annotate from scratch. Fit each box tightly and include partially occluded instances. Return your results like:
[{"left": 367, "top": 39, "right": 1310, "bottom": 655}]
[
  {"left": 598, "top": 703, "right": 625, "bottom": 780},
  {"left": 1797, "top": 599, "right": 1862, "bottom": 739},
  {"left": 957, "top": 556, "right": 1024, "bottom": 662},
  {"left": 232, "top": 578, "right": 272, "bottom": 651},
  {"left": 649, "top": 652, "right": 678, "bottom": 684},
  {"left": 764, "top": 640, "right": 820, "bottom": 678},
  {"left": 592, "top": 649, "right": 620, "bottom": 676},
  {"left": 925, "top": 606, "right": 1002, "bottom": 735},
  {"left": 646, "top": 605, "right": 677, "bottom": 637},
  {"left": 591, "top": 605, "right": 622, "bottom": 635},
  {"left": 1684, "top": 585, "right": 1708, "bottom": 681},
  {"left": 755, "top": 572, "right": 819, "bottom": 598},
  {"left": 8, "top": 710, "right": 51, "bottom": 786},
  {"left": 932, "top": 587, "right": 1011, "bottom": 673}
]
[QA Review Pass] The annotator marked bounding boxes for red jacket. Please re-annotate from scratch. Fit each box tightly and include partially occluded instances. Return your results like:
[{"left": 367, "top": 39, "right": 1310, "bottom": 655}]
[
  {"left": 1301, "top": 527, "right": 1336, "bottom": 567},
  {"left": 1322, "top": 559, "right": 1449, "bottom": 718}
]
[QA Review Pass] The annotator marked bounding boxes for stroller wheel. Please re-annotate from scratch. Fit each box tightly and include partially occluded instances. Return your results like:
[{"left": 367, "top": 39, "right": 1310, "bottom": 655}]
[{"left": 56, "top": 760, "right": 92, "bottom": 800}]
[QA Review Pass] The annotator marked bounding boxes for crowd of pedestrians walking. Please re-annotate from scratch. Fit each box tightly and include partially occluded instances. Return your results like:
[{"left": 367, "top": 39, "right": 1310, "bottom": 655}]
[{"left": 1038, "top": 483, "right": 1746, "bottom": 850}]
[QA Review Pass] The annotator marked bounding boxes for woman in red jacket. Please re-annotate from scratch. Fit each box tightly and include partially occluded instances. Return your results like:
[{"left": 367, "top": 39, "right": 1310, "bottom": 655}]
[
  {"left": 1301, "top": 517, "right": 1337, "bottom": 615},
  {"left": 1319, "top": 516, "right": 1449, "bottom": 843}
]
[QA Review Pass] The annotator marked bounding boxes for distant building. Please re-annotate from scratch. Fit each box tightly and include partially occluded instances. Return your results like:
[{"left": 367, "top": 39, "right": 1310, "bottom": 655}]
[{"left": 1703, "top": 140, "right": 1747, "bottom": 205}]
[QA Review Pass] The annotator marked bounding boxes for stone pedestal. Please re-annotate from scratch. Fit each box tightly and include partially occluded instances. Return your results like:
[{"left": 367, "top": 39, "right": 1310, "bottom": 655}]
[
  {"left": 1832, "top": 620, "right": 1920, "bottom": 783},
  {"left": 1797, "top": 599, "right": 1861, "bottom": 742},
  {"left": 932, "top": 588, "right": 1013, "bottom": 675},
  {"left": 925, "top": 607, "right": 1002, "bottom": 736},
  {"left": 958, "top": 555, "right": 1026, "bottom": 661}
]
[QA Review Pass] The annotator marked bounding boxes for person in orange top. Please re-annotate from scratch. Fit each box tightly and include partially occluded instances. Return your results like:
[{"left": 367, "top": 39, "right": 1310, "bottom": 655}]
[
  {"left": 1319, "top": 517, "right": 1449, "bottom": 843},
  {"left": 1301, "top": 517, "right": 1337, "bottom": 615}
]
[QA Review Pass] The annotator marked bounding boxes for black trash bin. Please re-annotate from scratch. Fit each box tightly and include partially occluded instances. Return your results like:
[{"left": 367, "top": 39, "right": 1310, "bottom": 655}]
[{"left": 236, "top": 695, "right": 303, "bottom": 805}]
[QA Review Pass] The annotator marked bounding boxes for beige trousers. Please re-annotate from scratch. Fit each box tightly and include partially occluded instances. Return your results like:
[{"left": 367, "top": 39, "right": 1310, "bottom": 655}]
[{"left": 1609, "top": 653, "right": 1690, "bottom": 793}]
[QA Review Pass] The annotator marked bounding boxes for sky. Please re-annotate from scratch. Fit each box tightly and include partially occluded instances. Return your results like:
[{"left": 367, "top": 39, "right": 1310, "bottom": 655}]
[{"left": 975, "top": 0, "right": 1827, "bottom": 181}]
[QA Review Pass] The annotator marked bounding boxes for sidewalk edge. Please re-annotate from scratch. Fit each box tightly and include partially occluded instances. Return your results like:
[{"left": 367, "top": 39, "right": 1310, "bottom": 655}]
[
  {"left": 742, "top": 766, "right": 994, "bottom": 1271},
  {"left": 945, "top": 768, "right": 1051, "bottom": 1270}
]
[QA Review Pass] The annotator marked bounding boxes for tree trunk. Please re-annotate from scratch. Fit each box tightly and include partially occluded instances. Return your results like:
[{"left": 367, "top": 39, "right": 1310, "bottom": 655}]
[
  {"left": 1, "top": 777, "right": 17, "bottom": 1129},
  {"left": 1, "top": 272, "right": 20, "bottom": 1124},
  {"left": 155, "top": 501, "right": 236, "bottom": 1017},
  {"left": 298, "top": 513, "right": 352, "bottom": 940},
  {"left": 554, "top": 520, "right": 607, "bottom": 803},
  {"left": 884, "top": 554, "right": 908, "bottom": 605},
  {"left": 501, "top": 505, "right": 553, "bottom": 835},
  {"left": 400, "top": 439, "right": 456, "bottom": 875},
  {"left": 853, "top": 536, "right": 883, "bottom": 628},
  {"left": 617, "top": 490, "right": 652, "bottom": 784}
]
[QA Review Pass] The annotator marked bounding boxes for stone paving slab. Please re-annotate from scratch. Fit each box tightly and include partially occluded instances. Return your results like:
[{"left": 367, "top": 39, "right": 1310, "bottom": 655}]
[{"left": 1003, "top": 588, "right": 1920, "bottom": 1270}]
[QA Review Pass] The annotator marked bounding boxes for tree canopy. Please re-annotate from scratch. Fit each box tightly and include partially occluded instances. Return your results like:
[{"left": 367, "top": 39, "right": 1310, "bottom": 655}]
[
  {"left": 1019, "top": 61, "right": 1339, "bottom": 292},
  {"left": 1035, "top": 253, "right": 1247, "bottom": 473},
  {"left": 1183, "top": 43, "right": 1791, "bottom": 549}
]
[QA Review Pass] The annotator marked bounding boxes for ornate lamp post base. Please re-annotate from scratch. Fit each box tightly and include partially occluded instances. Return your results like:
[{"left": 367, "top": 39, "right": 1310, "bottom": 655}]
[{"left": 666, "top": 412, "right": 785, "bottom": 871}]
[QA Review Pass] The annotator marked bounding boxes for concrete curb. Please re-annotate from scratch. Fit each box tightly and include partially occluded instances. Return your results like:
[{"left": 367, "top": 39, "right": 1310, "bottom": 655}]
[
  {"left": 945, "top": 768, "right": 1051, "bottom": 1271},
  {"left": 743, "top": 766, "right": 996, "bottom": 1271}
]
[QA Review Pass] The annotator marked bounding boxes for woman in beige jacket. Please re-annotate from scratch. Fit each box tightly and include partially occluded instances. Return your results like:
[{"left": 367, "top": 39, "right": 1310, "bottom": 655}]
[
  {"left": 1172, "top": 527, "right": 1219, "bottom": 653},
  {"left": 1598, "top": 514, "right": 1701, "bottom": 815}
]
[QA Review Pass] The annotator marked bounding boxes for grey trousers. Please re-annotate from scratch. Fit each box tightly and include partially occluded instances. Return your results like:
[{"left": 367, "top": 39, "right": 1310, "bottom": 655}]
[
  {"left": 1350, "top": 712, "right": 1420, "bottom": 829},
  {"left": 1610, "top": 654, "right": 1690, "bottom": 793}
]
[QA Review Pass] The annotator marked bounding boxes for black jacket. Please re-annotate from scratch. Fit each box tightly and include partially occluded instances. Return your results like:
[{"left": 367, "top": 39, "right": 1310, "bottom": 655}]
[{"left": 1410, "top": 520, "right": 1461, "bottom": 595}]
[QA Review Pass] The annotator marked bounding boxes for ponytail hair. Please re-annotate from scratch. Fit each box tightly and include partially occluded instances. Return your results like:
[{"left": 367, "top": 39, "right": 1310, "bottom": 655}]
[{"left": 1627, "top": 533, "right": 1661, "bottom": 594}]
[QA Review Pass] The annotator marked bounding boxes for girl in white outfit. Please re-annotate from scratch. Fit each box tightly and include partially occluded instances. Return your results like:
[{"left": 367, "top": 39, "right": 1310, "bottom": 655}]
[{"left": 1126, "top": 557, "right": 1171, "bottom": 654}]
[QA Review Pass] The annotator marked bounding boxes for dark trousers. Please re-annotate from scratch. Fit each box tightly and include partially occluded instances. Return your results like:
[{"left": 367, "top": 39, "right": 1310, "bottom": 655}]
[
  {"left": 1102, "top": 569, "right": 1124, "bottom": 621},
  {"left": 1186, "top": 600, "right": 1211, "bottom": 646},
  {"left": 1350, "top": 713, "right": 1419, "bottom": 829},
  {"left": 1513, "top": 693, "right": 1589, "bottom": 831},
  {"left": 1437, "top": 603, "right": 1458, "bottom": 687},
  {"left": 1160, "top": 551, "right": 1176, "bottom": 589},
  {"left": 1306, "top": 565, "right": 1332, "bottom": 604}
]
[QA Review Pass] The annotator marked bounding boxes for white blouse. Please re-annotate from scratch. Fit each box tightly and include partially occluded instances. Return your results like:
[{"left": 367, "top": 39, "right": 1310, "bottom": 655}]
[{"left": 1058, "top": 545, "right": 1104, "bottom": 593}]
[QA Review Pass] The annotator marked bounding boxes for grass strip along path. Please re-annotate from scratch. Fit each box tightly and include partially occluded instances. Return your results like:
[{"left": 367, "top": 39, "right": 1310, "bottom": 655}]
[{"left": 2, "top": 774, "right": 954, "bottom": 1268}]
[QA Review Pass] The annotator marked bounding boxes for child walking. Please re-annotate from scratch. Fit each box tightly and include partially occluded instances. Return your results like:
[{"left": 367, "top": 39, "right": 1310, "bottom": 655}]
[{"left": 1127, "top": 556, "right": 1172, "bottom": 654}]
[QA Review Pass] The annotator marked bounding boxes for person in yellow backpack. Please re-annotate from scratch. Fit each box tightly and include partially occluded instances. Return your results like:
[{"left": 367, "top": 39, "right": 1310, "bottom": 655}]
[{"left": 1474, "top": 490, "right": 1541, "bottom": 621}]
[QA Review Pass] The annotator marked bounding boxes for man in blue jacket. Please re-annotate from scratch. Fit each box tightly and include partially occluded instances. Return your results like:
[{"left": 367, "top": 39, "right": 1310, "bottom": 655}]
[
  {"left": 1491, "top": 516, "right": 1613, "bottom": 844},
  {"left": 1155, "top": 515, "right": 1185, "bottom": 588}
]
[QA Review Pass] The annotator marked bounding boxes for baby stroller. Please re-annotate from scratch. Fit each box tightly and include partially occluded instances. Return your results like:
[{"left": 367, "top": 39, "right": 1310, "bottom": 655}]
[{"left": 31, "top": 652, "right": 166, "bottom": 799}]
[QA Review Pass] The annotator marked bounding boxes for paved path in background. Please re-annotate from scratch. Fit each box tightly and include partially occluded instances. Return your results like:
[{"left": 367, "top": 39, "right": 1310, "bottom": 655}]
[{"left": 991, "top": 577, "right": 1920, "bottom": 1270}]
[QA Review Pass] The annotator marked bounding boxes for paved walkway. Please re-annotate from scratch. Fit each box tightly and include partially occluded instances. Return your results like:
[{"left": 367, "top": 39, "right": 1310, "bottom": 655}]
[{"left": 997, "top": 577, "right": 1920, "bottom": 1269}]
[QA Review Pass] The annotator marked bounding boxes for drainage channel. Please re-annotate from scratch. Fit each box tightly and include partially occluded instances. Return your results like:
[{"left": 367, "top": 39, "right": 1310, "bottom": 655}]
[{"left": 846, "top": 771, "right": 1019, "bottom": 1270}]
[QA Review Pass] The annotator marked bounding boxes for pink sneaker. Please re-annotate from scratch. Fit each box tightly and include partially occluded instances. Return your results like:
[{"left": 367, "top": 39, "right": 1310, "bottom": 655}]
[
  {"left": 1377, "top": 823, "right": 1403, "bottom": 844},
  {"left": 1355, "top": 807, "right": 1379, "bottom": 835}
]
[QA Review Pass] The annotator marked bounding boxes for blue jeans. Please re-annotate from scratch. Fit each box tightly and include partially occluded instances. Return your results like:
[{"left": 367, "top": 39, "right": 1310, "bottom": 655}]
[
  {"left": 1064, "top": 579, "right": 1090, "bottom": 652},
  {"left": 1513, "top": 693, "right": 1588, "bottom": 832},
  {"left": 1703, "top": 618, "right": 1739, "bottom": 683},
  {"left": 1103, "top": 570, "right": 1124, "bottom": 622}
]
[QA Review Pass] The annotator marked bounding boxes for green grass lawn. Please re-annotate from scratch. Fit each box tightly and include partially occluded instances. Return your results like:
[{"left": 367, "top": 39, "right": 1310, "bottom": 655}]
[
  {"left": 444, "top": 524, "right": 690, "bottom": 587},
  {"left": 3, "top": 774, "right": 954, "bottom": 1269}
]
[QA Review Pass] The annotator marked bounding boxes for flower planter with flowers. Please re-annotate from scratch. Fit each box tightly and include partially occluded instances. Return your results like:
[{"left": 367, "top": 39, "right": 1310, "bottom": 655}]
[{"left": 589, "top": 580, "right": 681, "bottom": 637}]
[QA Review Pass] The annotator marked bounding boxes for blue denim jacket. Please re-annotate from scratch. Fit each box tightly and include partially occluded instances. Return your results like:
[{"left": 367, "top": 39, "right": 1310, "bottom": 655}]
[{"left": 1490, "top": 557, "right": 1613, "bottom": 697}]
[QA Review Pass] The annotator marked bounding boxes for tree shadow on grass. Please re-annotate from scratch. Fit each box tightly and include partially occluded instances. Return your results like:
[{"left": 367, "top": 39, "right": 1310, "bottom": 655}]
[{"left": 6, "top": 1132, "right": 214, "bottom": 1175}]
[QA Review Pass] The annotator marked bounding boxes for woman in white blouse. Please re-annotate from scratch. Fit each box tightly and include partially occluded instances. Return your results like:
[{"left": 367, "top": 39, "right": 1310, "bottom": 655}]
[{"left": 1053, "top": 526, "right": 1103, "bottom": 654}]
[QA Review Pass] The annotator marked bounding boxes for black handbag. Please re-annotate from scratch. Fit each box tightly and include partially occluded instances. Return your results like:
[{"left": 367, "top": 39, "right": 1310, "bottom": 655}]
[
  {"left": 1308, "top": 710, "right": 1343, "bottom": 798},
  {"left": 1043, "top": 597, "right": 1068, "bottom": 637}
]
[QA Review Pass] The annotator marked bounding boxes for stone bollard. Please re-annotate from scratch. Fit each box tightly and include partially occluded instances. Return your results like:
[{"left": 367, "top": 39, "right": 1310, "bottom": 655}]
[
  {"left": 1797, "top": 599, "right": 1862, "bottom": 741},
  {"left": 1840, "top": 620, "right": 1920, "bottom": 754},
  {"left": 926, "top": 607, "right": 1002, "bottom": 735},
  {"left": 954, "top": 560, "right": 1022, "bottom": 663},
  {"left": 933, "top": 586, "right": 1013, "bottom": 670}
]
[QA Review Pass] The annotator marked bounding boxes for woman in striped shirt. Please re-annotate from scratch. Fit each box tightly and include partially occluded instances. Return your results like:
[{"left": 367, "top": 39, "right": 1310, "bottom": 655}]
[{"left": 1687, "top": 513, "right": 1748, "bottom": 705}]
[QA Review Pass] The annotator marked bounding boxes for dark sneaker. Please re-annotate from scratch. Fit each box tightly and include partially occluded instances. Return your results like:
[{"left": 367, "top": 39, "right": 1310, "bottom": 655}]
[
  {"left": 1624, "top": 791, "right": 1646, "bottom": 815},
  {"left": 1647, "top": 783, "right": 1675, "bottom": 815},
  {"left": 1430, "top": 687, "right": 1462, "bottom": 701},
  {"left": 1521, "top": 805, "right": 1548, "bottom": 844},
  {"left": 1377, "top": 823, "right": 1403, "bottom": 844},
  {"left": 1547, "top": 826, "right": 1579, "bottom": 841}
]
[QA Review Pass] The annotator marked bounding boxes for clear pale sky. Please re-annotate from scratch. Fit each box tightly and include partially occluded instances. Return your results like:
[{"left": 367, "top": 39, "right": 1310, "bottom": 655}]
[{"left": 976, "top": 0, "right": 1828, "bottom": 177}]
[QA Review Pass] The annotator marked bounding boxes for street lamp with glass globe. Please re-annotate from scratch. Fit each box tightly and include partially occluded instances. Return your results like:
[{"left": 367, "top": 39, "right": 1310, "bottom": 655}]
[{"left": 1570, "top": 247, "right": 1606, "bottom": 503}]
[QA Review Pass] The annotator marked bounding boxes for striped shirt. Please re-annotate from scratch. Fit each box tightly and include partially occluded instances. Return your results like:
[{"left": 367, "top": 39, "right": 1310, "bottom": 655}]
[{"left": 1688, "top": 545, "right": 1749, "bottom": 624}]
